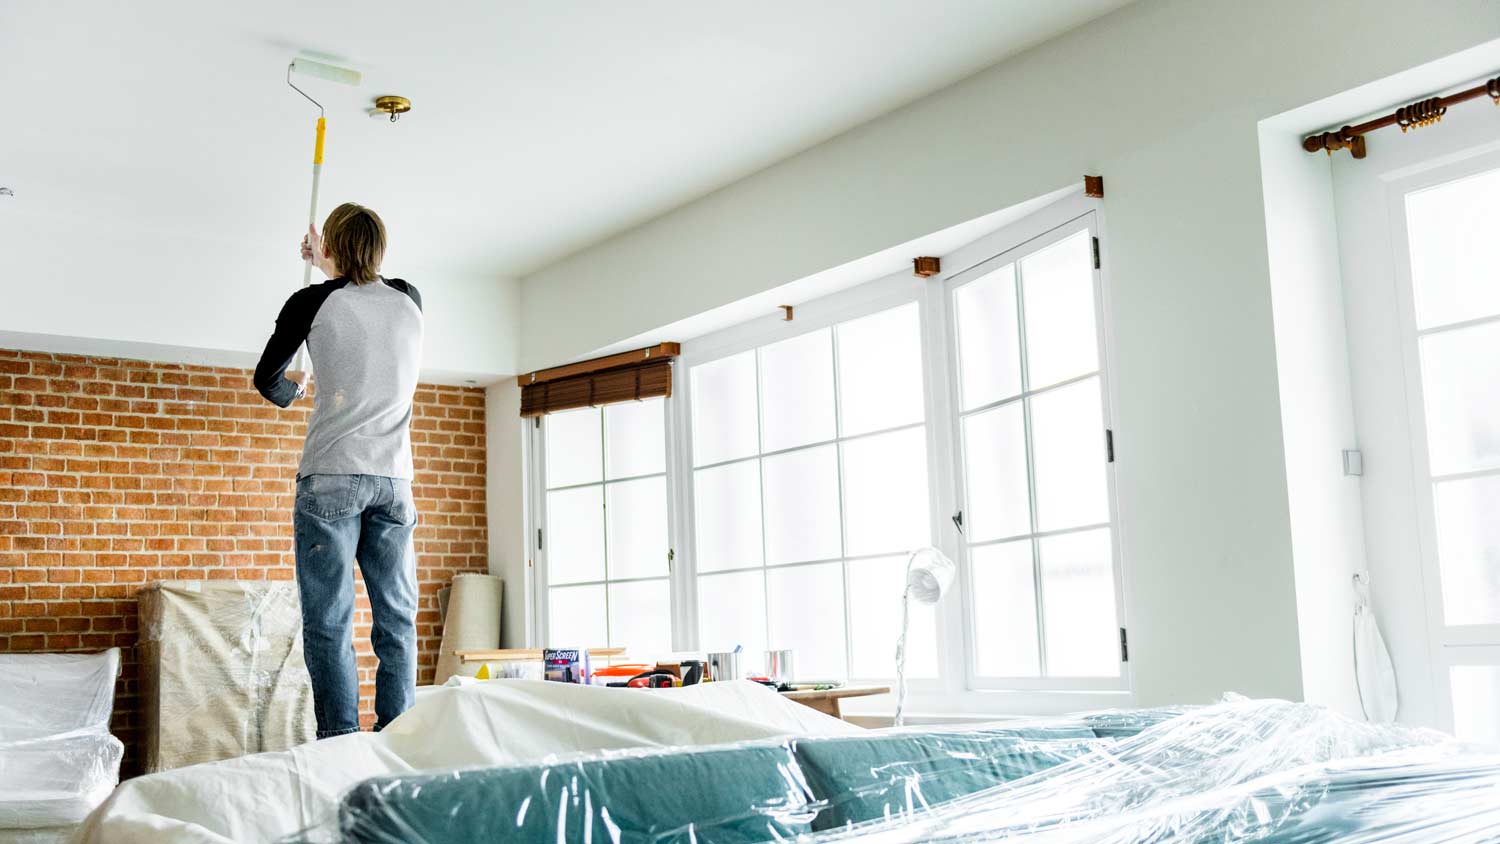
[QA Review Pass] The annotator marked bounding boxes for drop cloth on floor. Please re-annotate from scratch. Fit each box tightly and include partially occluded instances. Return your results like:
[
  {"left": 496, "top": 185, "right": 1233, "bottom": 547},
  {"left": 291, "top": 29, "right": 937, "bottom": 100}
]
[{"left": 76, "top": 679, "right": 859, "bottom": 844}]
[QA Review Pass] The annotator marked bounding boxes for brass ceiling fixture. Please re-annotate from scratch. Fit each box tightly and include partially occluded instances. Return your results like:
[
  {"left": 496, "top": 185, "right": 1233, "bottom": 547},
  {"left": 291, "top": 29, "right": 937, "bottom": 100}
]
[{"left": 372, "top": 95, "right": 412, "bottom": 122}]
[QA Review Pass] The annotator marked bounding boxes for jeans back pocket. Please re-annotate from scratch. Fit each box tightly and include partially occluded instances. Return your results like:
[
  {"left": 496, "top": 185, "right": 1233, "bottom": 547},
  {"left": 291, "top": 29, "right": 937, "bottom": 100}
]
[{"left": 296, "top": 474, "right": 360, "bottom": 519}]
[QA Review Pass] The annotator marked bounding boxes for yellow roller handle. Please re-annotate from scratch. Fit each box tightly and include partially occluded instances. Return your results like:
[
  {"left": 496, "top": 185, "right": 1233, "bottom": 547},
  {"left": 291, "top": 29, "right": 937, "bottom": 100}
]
[{"left": 313, "top": 117, "right": 326, "bottom": 165}]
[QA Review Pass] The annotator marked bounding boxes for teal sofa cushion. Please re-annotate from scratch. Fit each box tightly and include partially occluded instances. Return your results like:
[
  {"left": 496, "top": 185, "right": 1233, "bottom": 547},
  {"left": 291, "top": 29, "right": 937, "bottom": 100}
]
[
  {"left": 340, "top": 743, "right": 814, "bottom": 844},
  {"left": 1082, "top": 706, "right": 1190, "bottom": 739},
  {"left": 791, "top": 728, "right": 1099, "bottom": 831}
]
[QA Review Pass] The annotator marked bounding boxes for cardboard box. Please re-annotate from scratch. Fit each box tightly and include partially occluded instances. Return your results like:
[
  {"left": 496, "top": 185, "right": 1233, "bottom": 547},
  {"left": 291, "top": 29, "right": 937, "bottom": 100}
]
[{"left": 137, "top": 581, "right": 315, "bottom": 772}]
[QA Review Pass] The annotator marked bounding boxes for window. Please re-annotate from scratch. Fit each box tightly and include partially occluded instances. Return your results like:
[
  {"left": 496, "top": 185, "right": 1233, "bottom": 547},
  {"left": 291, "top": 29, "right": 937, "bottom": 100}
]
[
  {"left": 687, "top": 303, "right": 938, "bottom": 680},
  {"left": 945, "top": 227, "right": 1122, "bottom": 684},
  {"left": 1396, "top": 164, "right": 1500, "bottom": 737},
  {"left": 526, "top": 194, "right": 1123, "bottom": 707},
  {"left": 537, "top": 399, "right": 672, "bottom": 655}
]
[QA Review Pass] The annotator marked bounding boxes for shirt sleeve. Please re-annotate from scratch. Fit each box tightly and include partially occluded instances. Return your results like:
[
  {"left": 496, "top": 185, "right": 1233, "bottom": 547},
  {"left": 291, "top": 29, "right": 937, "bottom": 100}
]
[
  {"left": 384, "top": 278, "right": 423, "bottom": 312},
  {"left": 254, "top": 289, "right": 316, "bottom": 407}
]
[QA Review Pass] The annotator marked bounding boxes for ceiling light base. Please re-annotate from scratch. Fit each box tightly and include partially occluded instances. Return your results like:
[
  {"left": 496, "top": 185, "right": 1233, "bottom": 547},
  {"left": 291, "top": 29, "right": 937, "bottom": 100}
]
[{"left": 373, "top": 95, "right": 412, "bottom": 122}]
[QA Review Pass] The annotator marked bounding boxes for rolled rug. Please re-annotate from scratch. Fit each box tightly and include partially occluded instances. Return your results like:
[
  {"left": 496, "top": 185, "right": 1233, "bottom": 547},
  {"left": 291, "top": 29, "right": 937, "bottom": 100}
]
[{"left": 433, "top": 574, "right": 503, "bottom": 685}]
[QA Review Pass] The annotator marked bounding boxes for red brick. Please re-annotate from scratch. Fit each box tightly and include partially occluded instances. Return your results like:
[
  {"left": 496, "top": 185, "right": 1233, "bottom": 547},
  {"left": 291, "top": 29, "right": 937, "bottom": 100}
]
[{"left": 0, "top": 349, "right": 486, "bottom": 777}]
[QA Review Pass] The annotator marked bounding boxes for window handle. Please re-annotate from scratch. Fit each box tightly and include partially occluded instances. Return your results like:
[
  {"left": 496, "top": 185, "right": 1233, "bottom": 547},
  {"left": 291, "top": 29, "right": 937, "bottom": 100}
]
[{"left": 952, "top": 510, "right": 964, "bottom": 535}]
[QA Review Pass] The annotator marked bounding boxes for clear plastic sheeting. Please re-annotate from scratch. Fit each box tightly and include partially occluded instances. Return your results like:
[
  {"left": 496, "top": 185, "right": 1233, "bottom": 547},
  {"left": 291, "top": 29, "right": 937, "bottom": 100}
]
[
  {"left": 0, "top": 650, "right": 124, "bottom": 831},
  {"left": 805, "top": 697, "right": 1500, "bottom": 844},
  {"left": 296, "top": 696, "right": 1500, "bottom": 844},
  {"left": 287, "top": 709, "right": 1119, "bottom": 843},
  {"left": 138, "top": 580, "right": 316, "bottom": 772}
]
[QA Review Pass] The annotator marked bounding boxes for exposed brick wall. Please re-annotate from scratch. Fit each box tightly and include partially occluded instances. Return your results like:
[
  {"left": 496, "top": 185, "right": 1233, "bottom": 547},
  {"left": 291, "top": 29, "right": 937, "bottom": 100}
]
[{"left": 0, "top": 349, "right": 487, "bottom": 776}]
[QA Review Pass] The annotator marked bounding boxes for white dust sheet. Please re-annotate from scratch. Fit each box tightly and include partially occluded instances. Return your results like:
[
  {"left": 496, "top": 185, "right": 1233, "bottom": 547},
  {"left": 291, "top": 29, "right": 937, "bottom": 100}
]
[{"left": 75, "top": 679, "right": 859, "bottom": 844}]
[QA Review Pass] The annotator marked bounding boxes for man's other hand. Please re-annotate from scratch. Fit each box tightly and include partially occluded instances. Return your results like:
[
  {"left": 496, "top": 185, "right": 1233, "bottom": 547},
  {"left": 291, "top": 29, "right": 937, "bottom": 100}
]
[{"left": 300, "top": 225, "right": 335, "bottom": 278}]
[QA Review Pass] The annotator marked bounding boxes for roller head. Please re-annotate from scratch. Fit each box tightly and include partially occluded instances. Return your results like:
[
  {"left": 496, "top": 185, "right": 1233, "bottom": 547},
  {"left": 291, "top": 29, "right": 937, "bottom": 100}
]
[{"left": 290, "top": 58, "right": 361, "bottom": 86}]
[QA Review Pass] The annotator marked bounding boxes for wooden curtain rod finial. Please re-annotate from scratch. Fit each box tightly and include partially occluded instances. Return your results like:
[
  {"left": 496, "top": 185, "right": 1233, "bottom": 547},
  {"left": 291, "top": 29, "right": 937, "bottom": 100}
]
[
  {"left": 779, "top": 305, "right": 794, "bottom": 321},
  {"left": 913, "top": 256, "right": 940, "bottom": 278},
  {"left": 1083, "top": 174, "right": 1104, "bottom": 198},
  {"left": 1302, "top": 127, "right": 1365, "bottom": 159}
]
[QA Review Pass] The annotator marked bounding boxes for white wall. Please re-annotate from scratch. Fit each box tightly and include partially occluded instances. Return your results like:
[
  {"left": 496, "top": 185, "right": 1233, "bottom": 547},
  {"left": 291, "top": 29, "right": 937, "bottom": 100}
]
[
  {"left": 519, "top": 0, "right": 1500, "bottom": 706},
  {"left": 486, "top": 381, "right": 530, "bottom": 648},
  {"left": 1257, "top": 125, "right": 1365, "bottom": 718},
  {"left": 0, "top": 209, "right": 520, "bottom": 384}
]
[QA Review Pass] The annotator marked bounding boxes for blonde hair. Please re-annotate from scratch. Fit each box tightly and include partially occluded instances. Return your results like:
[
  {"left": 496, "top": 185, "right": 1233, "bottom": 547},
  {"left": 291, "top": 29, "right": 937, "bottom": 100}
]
[{"left": 322, "top": 203, "right": 386, "bottom": 284}]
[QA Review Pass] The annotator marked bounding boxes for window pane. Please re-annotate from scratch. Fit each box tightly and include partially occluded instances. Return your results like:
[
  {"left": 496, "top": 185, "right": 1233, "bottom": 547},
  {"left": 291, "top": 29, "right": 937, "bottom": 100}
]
[
  {"left": 691, "top": 351, "right": 759, "bottom": 466},
  {"left": 546, "top": 486, "right": 604, "bottom": 585},
  {"left": 762, "top": 445, "right": 842, "bottom": 566},
  {"left": 605, "top": 398, "right": 665, "bottom": 480},
  {"left": 971, "top": 540, "right": 1040, "bottom": 677},
  {"left": 693, "top": 460, "right": 763, "bottom": 573},
  {"left": 1021, "top": 231, "right": 1099, "bottom": 389},
  {"left": 606, "top": 476, "right": 668, "bottom": 580},
  {"left": 1432, "top": 475, "right": 1500, "bottom": 626},
  {"left": 1419, "top": 321, "right": 1500, "bottom": 476},
  {"left": 1406, "top": 167, "right": 1500, "bottom": 329},
  {"left": 767, "top": 563, "right": 848, "bottom": 681},
  {"left": 609, "top": 579, "right": 672, "bottom": 658},
  {"left": 962, "top": 402, "right": 1031, "bottom": 541},
  {"left": 549, "top": 584, "right": 607, "bottom": 648},
  {"left": 759, "top": 328, "right": 836, "bottom": 452},
  {"left": 698, "top": 570, "right": 767, "bottom": 663},
  {"left": 1030, "top": 376, "right": 1109, "bottom": 532},
  {"left": 836, "top": 303, "right": 924, "bottom": 437},
  {"left": 842, "top": 426, "right": 930, "bottom": 557},
  {"left": 545, "top": 407, "right": 602, "bottom": 488},
  {"left": 954, "top": 263, "right": 1022, "bottom": 411},
  {"left": 1450, "top": 665, "right": 1500, "bottom": 742},
  {"left": 1039, "top": 528, "right": 1118, "bottom": 677},
  {"left": 848, "top": 555, "right": 938, "bottom": 679}
]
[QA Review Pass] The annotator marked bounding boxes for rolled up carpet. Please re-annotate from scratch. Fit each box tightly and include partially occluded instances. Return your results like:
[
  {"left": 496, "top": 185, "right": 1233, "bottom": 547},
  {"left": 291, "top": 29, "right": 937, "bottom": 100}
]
[{"left": 432, "top": 574, "right": 503, "bottom": 685}]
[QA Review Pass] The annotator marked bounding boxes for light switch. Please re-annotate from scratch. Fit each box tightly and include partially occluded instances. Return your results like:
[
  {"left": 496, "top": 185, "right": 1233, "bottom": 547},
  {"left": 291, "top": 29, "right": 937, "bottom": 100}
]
[{"left": 1343, "top": 449, "right": 1364, "bottom": 477}]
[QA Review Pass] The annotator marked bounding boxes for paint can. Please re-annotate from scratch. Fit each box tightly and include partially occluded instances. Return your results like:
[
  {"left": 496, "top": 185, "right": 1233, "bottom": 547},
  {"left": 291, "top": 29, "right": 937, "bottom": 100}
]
[
  {"left": 764, "top": 649, "right": 795, "bottom": 685},
  {"left": 706, "top": 651, "right": 741, "bottom": 682}
]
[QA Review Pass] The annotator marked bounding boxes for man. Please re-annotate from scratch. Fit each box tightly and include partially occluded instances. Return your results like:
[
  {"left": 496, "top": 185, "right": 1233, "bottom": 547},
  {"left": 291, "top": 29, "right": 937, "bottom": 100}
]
[{"left": 254, "top": 202, "right": 424, "bottom": 738}]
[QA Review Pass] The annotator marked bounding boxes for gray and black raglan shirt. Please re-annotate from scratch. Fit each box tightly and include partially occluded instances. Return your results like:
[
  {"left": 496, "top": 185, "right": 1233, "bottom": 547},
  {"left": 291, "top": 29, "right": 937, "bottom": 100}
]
[{"left": 254, "top": 278, "right": 424, "bottom": 480}]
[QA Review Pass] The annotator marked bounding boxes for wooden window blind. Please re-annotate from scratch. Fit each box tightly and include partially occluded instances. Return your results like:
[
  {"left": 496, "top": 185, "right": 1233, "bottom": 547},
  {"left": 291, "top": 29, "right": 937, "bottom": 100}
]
[{"left": 517, "top": 343, "right": 679, "bottom": 417}]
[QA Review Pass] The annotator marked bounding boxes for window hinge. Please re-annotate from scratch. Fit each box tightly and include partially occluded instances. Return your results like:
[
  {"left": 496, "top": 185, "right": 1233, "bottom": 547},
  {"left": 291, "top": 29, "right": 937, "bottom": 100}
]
[
  {"left": 1092, "top": 236, "right": 1101, "bottom": 269},
  {"left": 668, "top": 548, "right": 675, "bottom": 573},
  {"left": 1120, "top": 627, "right": 1129, "bottom": 662},
  {"left": 534, "top": 417, "right": 541, "bottom": 429},
  {"left": 537, "top": 528, "right": 543, "bottom": 550},
  {"left": 1105, "top": 429, "right": 1115, "bottom": 463}
]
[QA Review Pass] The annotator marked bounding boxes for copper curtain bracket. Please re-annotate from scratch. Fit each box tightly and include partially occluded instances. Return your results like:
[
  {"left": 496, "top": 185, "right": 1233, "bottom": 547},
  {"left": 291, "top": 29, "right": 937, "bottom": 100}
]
[
  {"left": 1304, "top": 74, "right": 1500, "bottom": 159},
  {"left": 1083, "top": 175, "right": 1104, "bottom": 198},
  {"left": 779, "top": 305, "right": 794, "bottom": 321},
  {"left": 913, "top": 257, "right": 941, "bottom": 278}
]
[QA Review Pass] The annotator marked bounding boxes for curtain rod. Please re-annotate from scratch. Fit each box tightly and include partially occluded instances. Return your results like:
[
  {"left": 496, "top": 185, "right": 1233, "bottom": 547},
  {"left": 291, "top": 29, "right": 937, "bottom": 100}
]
[{"left": 1303, "top": 74, "right": 1500, "bottom": 159}]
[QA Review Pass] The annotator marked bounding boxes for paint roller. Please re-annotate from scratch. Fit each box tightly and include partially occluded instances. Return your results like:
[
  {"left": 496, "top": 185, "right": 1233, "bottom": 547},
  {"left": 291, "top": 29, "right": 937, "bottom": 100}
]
[{"left": 285, "top": 58, "right": 362, "bottom": 373}]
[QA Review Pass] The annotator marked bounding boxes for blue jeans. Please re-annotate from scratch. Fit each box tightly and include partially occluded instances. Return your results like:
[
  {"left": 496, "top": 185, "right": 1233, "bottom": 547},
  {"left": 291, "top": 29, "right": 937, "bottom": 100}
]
[{"left": 293, "top": 473, "right": 418, "bottom": 738}]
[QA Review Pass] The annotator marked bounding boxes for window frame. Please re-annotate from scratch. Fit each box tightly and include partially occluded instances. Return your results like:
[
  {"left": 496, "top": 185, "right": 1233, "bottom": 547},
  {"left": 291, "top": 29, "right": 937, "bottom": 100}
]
[
  {"left": 672, "top": 271, "right": 939, "bottom": 684},
  {"left": 938, "top": 209, "right": 1128, "bottom": 693},
  {"left": 526, "top": 191, "right": 1132, "bottom": 712},
  {"left": 527, "top": 398, "right": 683, "bottom": 650},
  {"left": 1383, "top": 149, "right": 1500, "bottom": 733}
]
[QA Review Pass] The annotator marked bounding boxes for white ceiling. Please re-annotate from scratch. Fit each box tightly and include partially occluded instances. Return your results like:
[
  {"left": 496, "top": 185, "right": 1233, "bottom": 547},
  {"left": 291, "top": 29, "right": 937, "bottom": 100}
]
[{"left": 0, "top": 0, "right": 1131, "bottom": 284}]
